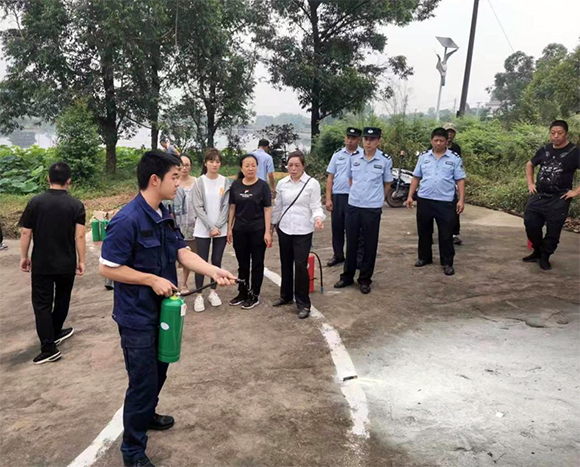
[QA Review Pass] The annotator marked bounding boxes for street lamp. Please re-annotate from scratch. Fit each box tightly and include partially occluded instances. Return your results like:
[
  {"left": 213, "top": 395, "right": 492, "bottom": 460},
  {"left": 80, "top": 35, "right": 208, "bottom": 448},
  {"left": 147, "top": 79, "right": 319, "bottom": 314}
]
[{"left": 434, "top": 36, "right": 459, "bottom": 121}]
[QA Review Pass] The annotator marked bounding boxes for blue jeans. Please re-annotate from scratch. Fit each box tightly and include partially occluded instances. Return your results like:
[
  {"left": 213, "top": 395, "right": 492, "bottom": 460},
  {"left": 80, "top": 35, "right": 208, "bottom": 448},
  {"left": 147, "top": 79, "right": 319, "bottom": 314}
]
[{"left": 119, "top": 326, "right": 169, "bottom": 462}]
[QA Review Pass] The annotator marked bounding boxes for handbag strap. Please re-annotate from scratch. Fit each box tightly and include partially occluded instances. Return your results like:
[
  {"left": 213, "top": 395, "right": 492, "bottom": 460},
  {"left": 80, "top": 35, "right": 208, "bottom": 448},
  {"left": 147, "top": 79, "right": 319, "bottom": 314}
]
[{"left": 278, "top": 177, "right": 312, "bottom": 225}]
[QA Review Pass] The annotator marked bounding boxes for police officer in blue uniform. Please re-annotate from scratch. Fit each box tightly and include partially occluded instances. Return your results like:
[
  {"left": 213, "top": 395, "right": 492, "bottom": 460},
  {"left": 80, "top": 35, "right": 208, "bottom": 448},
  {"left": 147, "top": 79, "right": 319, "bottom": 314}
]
[
  {"left": 99, "top": 151, "right": 236, "bottom": 467},
  {"left": 334, "top": 127, "right": 393, "bottom": 294},
  {"left": 325, "top": 127, "right": 362, "bottom": 266},
  {"left": 406, "top": 127, "right": 466, "bottom": 276}
]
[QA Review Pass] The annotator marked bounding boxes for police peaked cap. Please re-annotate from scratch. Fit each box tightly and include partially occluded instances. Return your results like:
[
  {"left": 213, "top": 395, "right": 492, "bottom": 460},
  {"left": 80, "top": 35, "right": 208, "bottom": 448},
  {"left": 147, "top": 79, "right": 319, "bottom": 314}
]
[
  {"left": 345, "top": 127, "right": 362, "bottom": 137},
  {"left": 362, "top": 127, "right": 382, "bottom": 138}
]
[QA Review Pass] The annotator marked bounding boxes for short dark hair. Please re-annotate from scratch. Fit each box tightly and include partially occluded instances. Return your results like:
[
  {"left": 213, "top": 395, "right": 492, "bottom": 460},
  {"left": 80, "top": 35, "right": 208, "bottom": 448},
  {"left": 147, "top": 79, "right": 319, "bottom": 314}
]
[
  {"left": 137, "top": 150, "right": 181, "bottom": 190},
  {"left": 431, "top": 127, "right": 449, "bottom": 140},
  {"left": 550, "top": 120, "right": 568, "bottom": 132},
  {"left": 258, "top": 139, "right": 269, "bottom": 148},
  {"left": 48, "top": 161, "right": 72, "bottom": 185},
  {"left": 287, "top": 149, "right": 305, "bottom": 166},
  {"left": 160, "top": 138, "right": 168, "bottom": 144},
  {"left": 201, "top": 148, "right": 222, "bottom": 175},
  {"left": 237, "top": 153, "right": 259, "bottom": 179},
  {"left": 180, "top": 153, "right": 193, "bottom": 165}
]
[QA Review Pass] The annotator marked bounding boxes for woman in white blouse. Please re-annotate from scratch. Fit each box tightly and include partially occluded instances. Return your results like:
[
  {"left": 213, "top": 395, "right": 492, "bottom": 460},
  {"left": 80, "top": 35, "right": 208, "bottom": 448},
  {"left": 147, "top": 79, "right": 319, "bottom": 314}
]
[{"left": 271, "top": 150, "right": 325, "bottom": 319}]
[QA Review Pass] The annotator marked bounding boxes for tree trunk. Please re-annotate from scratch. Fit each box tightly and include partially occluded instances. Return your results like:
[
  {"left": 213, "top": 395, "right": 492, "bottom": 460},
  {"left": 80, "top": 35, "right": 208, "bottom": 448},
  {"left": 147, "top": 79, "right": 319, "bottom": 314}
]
[
  {"left": 149, "top": 41, "right": 161, "bottom": 150},
  {"left": 102, "top": 51, "right": 118, "bottom": 174},
  {"left": 206, "top": 83, "right": 216, "bottom": 148},
  {"left": 310, "top": 104, "right": 320, "bottom": 148},
  {"left": 309, "top": 0, "right": 322, "bottom": 150}
]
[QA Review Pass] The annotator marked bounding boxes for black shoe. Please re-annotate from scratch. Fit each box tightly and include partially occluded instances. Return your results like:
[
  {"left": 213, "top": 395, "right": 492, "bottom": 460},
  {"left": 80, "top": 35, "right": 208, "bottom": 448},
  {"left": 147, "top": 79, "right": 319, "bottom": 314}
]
[
  {"left": 241, "top": 295, "right": 260, "bottom": 310},
  {"left": 360, "top": 284, "right": 371, "bottom": 294},
  {"left": 272, "top": 298, "right": 293, "bottom": 307},
  {"left": 334, "top": 279, "right": 354, "bottom": 288},
  {"left": 148, "top": 413, "right": 174, "bottom": 431},
  {"left": 326, "top": 257, "right": 344, "bottom": 267},
  {"left": 123, "top": 456, "right": 155, "bottom": 467},
  {"left": 54, "top": 327, "right": 74, "bottom": 345},
  {"left": 414, "top": 260, "right": 433, "bottom": 267},
  {"left": 443, "top": 265, "right": 455, "bottom": 276},
  {"left": 33, "top": 349, "right": 61, "bottom": 365},
  {"left": 298, "top": 308, "right": 311, "bottom": 319},
  {"left": 453, "top": 235, "right": 463, "bottom": 245},
  {"left": 522, "top": 250, "right": 541, "bottom": 262},
  {"left": 539, "top": 254, "right": 552, "bottom": 270},
  {"left": 229, "top": 294, "right": 247, "bottom": 306}
]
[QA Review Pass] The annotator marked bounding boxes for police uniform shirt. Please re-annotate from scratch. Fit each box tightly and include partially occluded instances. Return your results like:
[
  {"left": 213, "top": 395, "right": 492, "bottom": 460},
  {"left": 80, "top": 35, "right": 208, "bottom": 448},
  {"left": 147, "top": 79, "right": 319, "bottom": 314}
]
[
  {"left": 100, "top": 193, "right": 187, "bottom": 330},
  {"left": 251, "top": 148, "right": 275, "bottom": 182},
  {"left": 413, "top": 149, "right": 466, "bottom": 202},
  {"left": 326, "top": 147, "right": 362, "bottom": 194},
  {"left": 347, "top": 149, "right": 394, "bottom": 208}
]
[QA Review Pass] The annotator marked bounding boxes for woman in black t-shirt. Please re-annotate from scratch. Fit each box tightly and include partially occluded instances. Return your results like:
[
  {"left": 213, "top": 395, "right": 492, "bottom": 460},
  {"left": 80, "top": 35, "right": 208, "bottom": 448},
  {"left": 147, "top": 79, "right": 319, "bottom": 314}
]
[{"left": 227, "top": 154, "right": 273, "bottom": 309}]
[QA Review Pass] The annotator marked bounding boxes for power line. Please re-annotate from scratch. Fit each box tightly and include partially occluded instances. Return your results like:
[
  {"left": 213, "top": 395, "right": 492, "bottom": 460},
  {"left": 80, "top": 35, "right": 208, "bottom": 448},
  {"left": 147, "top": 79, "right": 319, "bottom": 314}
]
[{"left": 487, "top": 0, "right": 515, "bottom": 53}]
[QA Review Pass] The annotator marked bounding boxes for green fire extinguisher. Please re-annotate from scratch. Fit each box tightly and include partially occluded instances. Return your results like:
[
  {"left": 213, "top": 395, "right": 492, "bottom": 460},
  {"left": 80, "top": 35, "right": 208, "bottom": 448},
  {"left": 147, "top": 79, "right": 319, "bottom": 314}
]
[
  {"left": 158, "top": 279, "right": 245, "bottom": 363},
  {"left": 100, "top": 215, "right": 110, "bottom": 241},
  {"left": 91, "top": 218, "right": 101, "bottom": 242}
]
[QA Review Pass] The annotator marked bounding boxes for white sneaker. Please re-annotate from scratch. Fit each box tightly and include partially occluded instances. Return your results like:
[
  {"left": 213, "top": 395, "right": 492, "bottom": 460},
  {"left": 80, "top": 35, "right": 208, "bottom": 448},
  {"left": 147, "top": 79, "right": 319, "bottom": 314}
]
[
  {"left": 208, "top": 290, "right": 222, "bottom": 307},
  {"left": 194, "top": 295, "right": 205, "bottom": 313}
]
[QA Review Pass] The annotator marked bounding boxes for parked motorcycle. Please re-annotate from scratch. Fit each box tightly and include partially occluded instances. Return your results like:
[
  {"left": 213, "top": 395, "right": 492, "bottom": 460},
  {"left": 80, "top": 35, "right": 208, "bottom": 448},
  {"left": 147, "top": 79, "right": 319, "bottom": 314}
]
[{"left": 386, "top": 151, "right": 416, "bottom": 208}]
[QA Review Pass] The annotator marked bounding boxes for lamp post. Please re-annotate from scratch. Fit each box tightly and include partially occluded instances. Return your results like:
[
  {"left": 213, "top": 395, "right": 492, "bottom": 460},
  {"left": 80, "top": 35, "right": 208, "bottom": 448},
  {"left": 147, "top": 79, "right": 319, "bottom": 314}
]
[{"left": 434, "top": 36, "right": 459, "bottom": 121}]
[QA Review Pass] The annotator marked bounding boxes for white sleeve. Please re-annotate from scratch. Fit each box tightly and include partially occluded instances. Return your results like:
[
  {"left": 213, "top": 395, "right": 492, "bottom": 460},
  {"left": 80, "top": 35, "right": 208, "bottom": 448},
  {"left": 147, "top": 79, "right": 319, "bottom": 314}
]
[{"left": 99, "top": 257, "right": 121, "bottom": 268}]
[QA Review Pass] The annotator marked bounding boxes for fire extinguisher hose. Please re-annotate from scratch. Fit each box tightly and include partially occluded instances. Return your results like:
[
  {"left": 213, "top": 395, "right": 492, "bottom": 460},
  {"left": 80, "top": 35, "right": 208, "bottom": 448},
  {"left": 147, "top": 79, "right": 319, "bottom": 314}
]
[
  {"left": 309, "top": 250, "right": 324, "bottom": 294},
  {"left": 175, "top": 279, "right": 247, "bottom": 297}
]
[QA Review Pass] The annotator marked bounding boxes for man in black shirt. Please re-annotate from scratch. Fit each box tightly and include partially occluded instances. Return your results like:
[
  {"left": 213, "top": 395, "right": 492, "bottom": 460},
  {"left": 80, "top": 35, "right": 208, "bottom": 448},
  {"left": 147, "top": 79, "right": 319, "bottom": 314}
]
[
  {"left": 19, "top": 162, "right": 86, "bottom": 364},
  {"left": 523, "top": 120, "right": 580, "bottom": 270},
  {"left": 443, "top": 123, "right": 463, "bottom": 245}
]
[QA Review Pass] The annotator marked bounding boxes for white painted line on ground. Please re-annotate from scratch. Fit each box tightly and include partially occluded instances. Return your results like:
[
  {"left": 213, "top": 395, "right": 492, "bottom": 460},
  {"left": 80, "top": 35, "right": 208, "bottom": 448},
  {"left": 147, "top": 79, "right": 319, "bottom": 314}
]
[
  {"left": 264, "top": 266, "right": 370, "bottom": 439},
  {"left": 67, "top": 406, "right": 124, "bottom": 467}
]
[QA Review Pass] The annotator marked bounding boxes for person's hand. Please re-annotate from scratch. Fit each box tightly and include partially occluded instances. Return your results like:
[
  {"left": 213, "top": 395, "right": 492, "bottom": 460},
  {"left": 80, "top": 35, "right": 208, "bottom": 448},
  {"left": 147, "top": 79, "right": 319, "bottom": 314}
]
[
  {"left": 150, "top": 276, "right": 177, "bottom": 297},
  {"left": 76, "top": 262, "right": 85, "bottom": 276},
  {"left": 405, "top": 197, "right": 414, "bottom": 209},
  {"left": 561, "top": 190, "right": 578, "bottom": 200},
  {"left": 456, "top": 200, "right": 465, "bottom": 214},
  {"left": 264, "top": 231, "right": 272, "bottom": 248},
  {"left": 528, "top": 182, "right": 537, "bottom": 194},
  {"left": 314, "top": 218, "right": 324, "bottom": 230},
  {"left": 212, "top": 268, "right": 237, "bottom": 286},
  {"left": 20, "top": 257, "right": 31, "bottom": 273},
  {"left": 227, "top": 230, "right": 233, "bottom": 244},
  {"left": 325, "top": 199, "right": 333, "bottom": 212},
  {"left": 210, "top": 228, "right": 220, "bottom": 238}
]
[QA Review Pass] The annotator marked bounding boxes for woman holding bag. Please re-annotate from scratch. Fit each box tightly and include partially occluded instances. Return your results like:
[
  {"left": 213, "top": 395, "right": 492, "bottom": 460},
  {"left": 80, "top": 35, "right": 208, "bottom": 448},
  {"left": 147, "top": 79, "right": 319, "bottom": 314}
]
[
  {"left": 227, "top": 153, "right": 272, "bottom": 309},
  {"left": 271, "top": 150, "right": 325, "bottom": 319}
]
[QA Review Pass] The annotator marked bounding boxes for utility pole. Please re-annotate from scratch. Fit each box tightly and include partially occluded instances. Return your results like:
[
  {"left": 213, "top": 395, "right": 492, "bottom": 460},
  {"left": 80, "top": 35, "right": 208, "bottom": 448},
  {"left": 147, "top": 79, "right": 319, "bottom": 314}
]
[{"left": 458, "top": 0, "right": 480, "bottom": 117}]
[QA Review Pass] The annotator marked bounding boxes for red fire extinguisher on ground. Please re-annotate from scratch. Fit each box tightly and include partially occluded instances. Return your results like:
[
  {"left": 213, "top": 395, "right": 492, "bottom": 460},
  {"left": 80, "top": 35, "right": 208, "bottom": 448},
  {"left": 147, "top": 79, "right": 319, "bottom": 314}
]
[{"left": 307, "top": 251, "right": 324, "bottom": 294}]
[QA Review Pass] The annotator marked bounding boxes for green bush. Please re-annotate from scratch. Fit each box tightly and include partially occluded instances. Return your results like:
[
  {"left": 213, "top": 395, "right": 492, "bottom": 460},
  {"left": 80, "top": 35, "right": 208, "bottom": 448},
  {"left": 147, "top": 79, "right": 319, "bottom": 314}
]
[{"left": 56, "top": 100, "right": 101, "bottom": 184}]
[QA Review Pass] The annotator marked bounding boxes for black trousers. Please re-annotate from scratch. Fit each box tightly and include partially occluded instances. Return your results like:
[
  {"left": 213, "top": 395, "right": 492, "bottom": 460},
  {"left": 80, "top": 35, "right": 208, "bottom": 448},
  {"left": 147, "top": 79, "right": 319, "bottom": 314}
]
[
  {"left": 524, "top": 194, "right": 570, "bottom": 255},
  {"left": 277, "top": 228, "right": 312, "bottom": 310},
  {"left": 416, "top": 197, "right": 456, "bottom": 266},
  {"left": 233, "top": 228, "right": 266, "bottom": 297},
  {"left": 119, "top": 326, "right": 169, "bottom": 462},
  {"left": 31, "top": 273, "right": 75, "bottom": 353},
  {"left": 331, "top": 194, "right": 364, "bottom": 265},
  {"left": 341, "top": 205, "right": 382, "bottom": 286},
  {"left": 194, "top": 236, "right": 227, "bottom": 290}
]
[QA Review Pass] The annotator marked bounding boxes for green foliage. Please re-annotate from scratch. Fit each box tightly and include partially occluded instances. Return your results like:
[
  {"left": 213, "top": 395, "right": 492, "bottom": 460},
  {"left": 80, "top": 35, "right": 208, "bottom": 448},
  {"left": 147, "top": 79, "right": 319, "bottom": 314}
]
[
  {"left": 254, "top": 0, "right": 441, "bottom": 139},
  {"left": 0, "top": 145, "right": 59, "bottom": 194},
  {"left": 55, "top": 101, "right": 101, "bottom": 183}
]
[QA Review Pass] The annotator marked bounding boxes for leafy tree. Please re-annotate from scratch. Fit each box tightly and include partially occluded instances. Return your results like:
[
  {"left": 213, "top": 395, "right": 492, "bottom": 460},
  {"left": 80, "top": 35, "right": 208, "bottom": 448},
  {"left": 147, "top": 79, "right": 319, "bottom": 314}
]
[
  {"left": 259, "top": 123, "right": 300, "bottom": 150},
  {"left": 253, "top": 0, "right": 440, "bottom": 144},
  {"left": 0, "top": 0, "right": 172, "bottom": 172},
  {"left": 55, "top": 100, "right": 101, "bottom": 183},
  {"left": 488, "top": 51, "right": 535, "bottom": 121},
  {"left": 171, "top": 0, "right": 256, "bottom": 149}
]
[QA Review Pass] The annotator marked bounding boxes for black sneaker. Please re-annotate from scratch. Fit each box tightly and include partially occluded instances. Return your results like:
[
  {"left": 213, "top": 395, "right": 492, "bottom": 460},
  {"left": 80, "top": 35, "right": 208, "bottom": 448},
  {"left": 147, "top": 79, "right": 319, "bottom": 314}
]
[
  {"left": 33, "top": 349, "right": 62, "bottom": 365},
  {"left": 123, "top": 455, "right": 155, "bottom": 467},
  {"left": 148, "top": 413, "right": 174, "bottom": 431},
  {"left": 522, "top": 250, "right": 541, "bottom": 262},
  {"left": 241, "top": 295, "right": 260, "bottom": 310},
  {"left": 54, "top": 328, "right": 74, "bottom": 345},
  {"left": 229, "top": 294, "right": 247, "bottom": 306},
  {"left": 539, "top": 254, "right": 552, "bottom": 270}
]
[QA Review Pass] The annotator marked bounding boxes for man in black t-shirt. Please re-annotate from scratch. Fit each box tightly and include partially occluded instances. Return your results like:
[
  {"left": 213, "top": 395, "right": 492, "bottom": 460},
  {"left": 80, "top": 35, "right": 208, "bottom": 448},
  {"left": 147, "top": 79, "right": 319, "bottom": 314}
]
[
  {"left": 523, "top": 120, "right": 580, "bottom": 270},
  {"left": 19, "top": 162, "right": 86, "bottom": 364}
]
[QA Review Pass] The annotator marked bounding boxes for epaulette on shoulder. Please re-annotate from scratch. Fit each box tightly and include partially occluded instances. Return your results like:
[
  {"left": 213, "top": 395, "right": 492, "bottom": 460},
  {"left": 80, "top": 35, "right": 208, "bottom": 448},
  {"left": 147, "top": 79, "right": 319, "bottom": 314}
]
[
  {"left": 449, "top": 150, "right": 460, "bottom": 158},
  {"left": 381, "top": 153, "right": 392, "bottom": 160},
  {"left": 419, "top": 150, "right": 429, "bottom": 156}
]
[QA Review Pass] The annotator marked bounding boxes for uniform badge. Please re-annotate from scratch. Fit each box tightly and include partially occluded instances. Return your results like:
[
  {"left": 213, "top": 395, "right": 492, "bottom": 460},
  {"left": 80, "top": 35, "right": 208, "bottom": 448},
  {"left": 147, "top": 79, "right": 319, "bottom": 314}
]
[
  {"left": 445, "top": 161, "right": 453, "bottom": 166},
  {"left": 373, "top": 164, "right": 382, "bottom": 169}
]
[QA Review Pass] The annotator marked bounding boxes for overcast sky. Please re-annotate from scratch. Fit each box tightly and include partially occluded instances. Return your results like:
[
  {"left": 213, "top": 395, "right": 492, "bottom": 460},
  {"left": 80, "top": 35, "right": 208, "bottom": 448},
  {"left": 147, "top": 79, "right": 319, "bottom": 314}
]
[{"left": 2, "top": 0, "right": 579, "bottom": 118}]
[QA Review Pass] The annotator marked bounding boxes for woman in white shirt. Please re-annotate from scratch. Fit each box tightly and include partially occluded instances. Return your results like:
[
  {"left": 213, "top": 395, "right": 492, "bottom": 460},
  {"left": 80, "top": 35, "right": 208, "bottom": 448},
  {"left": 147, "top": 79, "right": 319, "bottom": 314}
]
[
  {"left": 271, "top": 150, "right": 325, "bottom": 319},
  {"left": 192, "top": 148, "right": 231, "bottom": 312}
]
